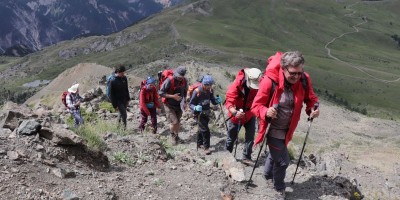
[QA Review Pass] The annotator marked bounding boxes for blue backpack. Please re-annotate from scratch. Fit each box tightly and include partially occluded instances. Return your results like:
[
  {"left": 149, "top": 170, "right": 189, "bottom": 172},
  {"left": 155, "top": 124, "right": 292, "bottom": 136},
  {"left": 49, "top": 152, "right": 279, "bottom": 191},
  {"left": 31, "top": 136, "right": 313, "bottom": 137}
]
[{"left": 105, "top": 72, "right": 116, "bottom": 101}]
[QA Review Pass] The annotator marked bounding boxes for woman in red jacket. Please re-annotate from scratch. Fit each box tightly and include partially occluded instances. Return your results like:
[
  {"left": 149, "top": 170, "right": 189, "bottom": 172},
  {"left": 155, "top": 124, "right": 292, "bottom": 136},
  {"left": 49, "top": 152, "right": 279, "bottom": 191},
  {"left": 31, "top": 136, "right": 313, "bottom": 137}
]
[
  {"left": 139, "top": 77, "right": 161, "bottom": 134},
  {"left": 251, "top": 51, "right": 320, "bottom": 197}
]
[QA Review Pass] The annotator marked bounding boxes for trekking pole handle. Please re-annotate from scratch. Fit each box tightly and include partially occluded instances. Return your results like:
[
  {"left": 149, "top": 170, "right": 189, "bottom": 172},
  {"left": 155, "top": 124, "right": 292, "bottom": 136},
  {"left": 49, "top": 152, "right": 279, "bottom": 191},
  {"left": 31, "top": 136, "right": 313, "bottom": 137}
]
[
  {"left": 266, "top": 104, "right": 279, "bottom": 123},
  {"left": 308, "top": 103, "right": 319, "bottom": 121}
]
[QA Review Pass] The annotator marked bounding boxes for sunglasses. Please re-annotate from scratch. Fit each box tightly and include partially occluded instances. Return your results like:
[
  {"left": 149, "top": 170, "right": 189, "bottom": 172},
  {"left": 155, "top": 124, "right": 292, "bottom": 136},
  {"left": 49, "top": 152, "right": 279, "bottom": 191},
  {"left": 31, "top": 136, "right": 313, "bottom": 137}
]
[{"left": 285, "top": 68, "right": 303, "bottom": 77}]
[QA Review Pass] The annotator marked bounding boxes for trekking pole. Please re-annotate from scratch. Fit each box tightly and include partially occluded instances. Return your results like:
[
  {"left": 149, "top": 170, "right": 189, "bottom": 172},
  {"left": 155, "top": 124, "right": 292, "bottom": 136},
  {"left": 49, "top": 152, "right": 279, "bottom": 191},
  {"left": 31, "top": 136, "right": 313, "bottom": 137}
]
[
  {"left": 233, "top": 109, "right": 243, "bottom": 159},
  {"left": 196, "top": 111, "right": 202, "bottom": 151},
  {"left": 291, "top": 103, "right": 319, "bottom": 184},
  {"left": 246, "top": 104, "right": 278, "bottom": 189},
  {"left": 216, "top": 95, "right": 228, "bottom": 131}
]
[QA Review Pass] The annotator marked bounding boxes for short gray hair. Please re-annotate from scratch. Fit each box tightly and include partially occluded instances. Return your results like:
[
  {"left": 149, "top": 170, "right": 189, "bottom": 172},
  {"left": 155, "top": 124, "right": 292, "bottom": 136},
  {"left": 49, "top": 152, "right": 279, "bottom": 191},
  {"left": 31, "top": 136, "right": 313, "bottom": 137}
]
[{"left": 280, "top": 51, "right": 305, "bottom": 69}]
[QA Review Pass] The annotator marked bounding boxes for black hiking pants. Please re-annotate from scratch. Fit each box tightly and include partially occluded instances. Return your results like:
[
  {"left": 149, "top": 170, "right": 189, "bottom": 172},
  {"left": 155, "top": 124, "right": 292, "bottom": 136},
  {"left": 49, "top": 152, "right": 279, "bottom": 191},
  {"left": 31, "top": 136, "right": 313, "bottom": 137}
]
[{"left": 196, "top": 111, "right": 211, "bottom": 149}]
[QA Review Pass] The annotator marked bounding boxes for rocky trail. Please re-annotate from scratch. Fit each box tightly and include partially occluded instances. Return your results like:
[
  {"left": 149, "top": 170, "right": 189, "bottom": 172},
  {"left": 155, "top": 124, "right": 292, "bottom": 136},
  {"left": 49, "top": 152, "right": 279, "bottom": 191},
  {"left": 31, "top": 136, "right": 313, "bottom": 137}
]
[{"left": 1, "top": 63, "right": 399, "bottom": 199}]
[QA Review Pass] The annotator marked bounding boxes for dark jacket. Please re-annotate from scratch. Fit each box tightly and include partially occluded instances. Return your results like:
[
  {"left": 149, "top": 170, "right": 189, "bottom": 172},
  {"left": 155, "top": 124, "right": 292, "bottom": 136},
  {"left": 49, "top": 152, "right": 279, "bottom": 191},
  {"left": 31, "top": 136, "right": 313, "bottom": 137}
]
[
  {"left": 110, "top": 76, "right": 130, "bottom": 108},
  {"left": 189, "top": 85, "right": 218, "bottom": 112}
]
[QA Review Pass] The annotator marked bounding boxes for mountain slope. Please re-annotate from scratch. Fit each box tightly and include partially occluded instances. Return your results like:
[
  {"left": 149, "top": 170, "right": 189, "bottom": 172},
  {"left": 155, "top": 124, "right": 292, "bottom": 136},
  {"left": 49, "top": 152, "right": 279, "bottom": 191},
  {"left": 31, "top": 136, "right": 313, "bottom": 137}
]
[
  {"left": 0, "top": 0, "right": 399, "bottom": 119},
  {"left": 0, "top": 0, "right": 183, "bottom": 54}
]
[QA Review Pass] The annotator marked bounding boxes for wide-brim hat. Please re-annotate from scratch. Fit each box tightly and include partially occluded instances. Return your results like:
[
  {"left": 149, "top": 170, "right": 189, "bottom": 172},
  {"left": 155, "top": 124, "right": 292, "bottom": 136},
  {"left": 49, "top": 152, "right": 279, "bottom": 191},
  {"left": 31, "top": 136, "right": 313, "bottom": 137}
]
[
  {"left": 68, "top": 83, "right": 79, "bottom": 93},
  {"left": 244, "top": 68, "right": 262, "bottom": 89}
]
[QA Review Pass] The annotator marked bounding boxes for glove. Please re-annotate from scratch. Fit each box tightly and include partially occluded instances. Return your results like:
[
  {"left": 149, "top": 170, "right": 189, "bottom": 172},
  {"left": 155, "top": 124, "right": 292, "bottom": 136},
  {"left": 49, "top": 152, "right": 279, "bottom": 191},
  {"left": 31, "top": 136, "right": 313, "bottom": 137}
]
[
  {"left": 194, "top": 105, "right": 202, "bottom": 112},
  {"left": 215, "top": 96, "right": 222, "bottom": 104}
]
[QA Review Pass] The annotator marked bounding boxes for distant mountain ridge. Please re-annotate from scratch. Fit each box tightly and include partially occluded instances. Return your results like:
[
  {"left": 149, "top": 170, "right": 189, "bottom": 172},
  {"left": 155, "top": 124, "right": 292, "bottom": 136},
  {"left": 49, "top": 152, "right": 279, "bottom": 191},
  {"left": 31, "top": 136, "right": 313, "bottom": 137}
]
[{"left": 0, "top": 0, "right": 183, "bottom": 56}]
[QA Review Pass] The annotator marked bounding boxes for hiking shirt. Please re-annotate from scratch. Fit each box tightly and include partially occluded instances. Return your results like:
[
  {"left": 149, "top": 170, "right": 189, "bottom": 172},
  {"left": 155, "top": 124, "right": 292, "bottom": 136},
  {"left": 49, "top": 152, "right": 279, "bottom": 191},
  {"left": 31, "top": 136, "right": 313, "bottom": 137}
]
[
  {"left": 139, "top": 85, "right": 161, "bottom": 116},
  {"left": 66, "top": 93, "right": 83, "bottom": 112},
  {"left": 268, "top": 82, "right": 294, "bottom": 140},
  {"left": 251, "top": 52, "right": 319, "bottom": 146},
  {"left": 189, "top": 86, "right": 218, "bottom": 112},
  {"left": 110, "top": 76, "right": 130, "bottom": 108},
  {"left": 158, "top": 76, "right": 188, "bottom": 109},
  {"left": 225, "top": 69, "right": 258, "bottom": 125}
]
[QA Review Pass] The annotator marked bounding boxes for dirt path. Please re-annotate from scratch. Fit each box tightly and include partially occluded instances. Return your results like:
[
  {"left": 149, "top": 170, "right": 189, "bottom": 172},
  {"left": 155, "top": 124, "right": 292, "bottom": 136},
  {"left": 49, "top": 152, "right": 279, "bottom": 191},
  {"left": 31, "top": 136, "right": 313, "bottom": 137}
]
[{"left": 324, "top": 1, "right": 400, "bottom": 83}]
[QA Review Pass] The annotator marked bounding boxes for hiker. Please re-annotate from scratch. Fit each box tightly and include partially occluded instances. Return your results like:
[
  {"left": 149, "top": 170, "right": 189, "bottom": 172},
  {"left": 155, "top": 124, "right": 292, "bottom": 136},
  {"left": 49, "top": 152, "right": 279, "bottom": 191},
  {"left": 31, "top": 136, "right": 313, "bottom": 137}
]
[
  {"left": 224, "top": 68, "right": 262, "bottom": 165},
  {"left": 251, "top": 51, "right": 320, "bottom": 197},
  {"left": 189, "top": 75, "right": 222, "bottom": 155},
  {"left": 66, "top": 83, "right": 84, "bottom": 127},
  {"left": 158, "top": 66, "right": 188, "bottom": 145},
  {"left": 139, "top": 76, "right": 161, "bottom": 134},
  {"left": 110, "top": 64, "right": 130, "bottom": 129}
]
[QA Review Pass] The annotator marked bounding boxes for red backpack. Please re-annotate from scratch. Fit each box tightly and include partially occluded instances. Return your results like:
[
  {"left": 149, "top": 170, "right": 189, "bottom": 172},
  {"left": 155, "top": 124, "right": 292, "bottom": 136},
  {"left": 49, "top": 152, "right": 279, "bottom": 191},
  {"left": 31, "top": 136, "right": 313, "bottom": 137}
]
[
  {"left": 61, "top": 91, "right": 69, "bottom": 108},
  {"left": 158, "top": 69, "right": 186, "bottom": 103}
]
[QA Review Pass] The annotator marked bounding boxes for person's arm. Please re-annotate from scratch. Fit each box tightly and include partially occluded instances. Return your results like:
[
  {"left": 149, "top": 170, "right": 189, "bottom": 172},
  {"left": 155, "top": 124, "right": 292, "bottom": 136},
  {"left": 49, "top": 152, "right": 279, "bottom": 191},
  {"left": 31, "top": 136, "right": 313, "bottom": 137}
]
[
  {"left": 189, "top": 89, "right": 199, "bottom": 111},
  {"left": 251, "top": 77, "right": 275, "bottom": 121},
  {"left": 110, "top": 80, "right": 117, "bottom": 108},
  {"left": 66, "top": 94, "right": 75, "bottom": 110},
  {"left": 303, "top": 73, "right": 319, "bottom": 118},
  {"left": 153, "top": 87, "right": 161, "bottom": 109},
  {"left": 124, "top": 77, "right": 130, "bottom": 103},
  {"left": 140, "top": 88, "right": 150, "bottom": 115}
]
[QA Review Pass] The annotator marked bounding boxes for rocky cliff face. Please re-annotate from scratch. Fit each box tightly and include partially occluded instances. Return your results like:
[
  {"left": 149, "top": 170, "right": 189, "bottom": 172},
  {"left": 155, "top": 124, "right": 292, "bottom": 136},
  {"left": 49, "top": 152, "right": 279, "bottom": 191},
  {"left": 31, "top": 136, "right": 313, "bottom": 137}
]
[{"left": 0, "top": 0, "right": 182, "bottom": 55}]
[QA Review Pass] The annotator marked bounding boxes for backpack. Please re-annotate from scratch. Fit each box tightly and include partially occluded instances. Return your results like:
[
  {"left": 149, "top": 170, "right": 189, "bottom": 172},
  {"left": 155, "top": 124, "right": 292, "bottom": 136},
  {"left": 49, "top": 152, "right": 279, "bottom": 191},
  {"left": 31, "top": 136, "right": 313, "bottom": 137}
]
[
  {"left": 158, "top": 69, "right": 186, "bottom": 103},
  {"left": 61, "top": 91, "right": 69, "bottom": 108},
  {"left": 186, "top": 82, "right": 203, "bottom": 100},
  {"left": 136, "top": 79, "right": 147, "bottom": 101},
  {"left": 105, "top": 72, "right": 116, "bottom": 101}
]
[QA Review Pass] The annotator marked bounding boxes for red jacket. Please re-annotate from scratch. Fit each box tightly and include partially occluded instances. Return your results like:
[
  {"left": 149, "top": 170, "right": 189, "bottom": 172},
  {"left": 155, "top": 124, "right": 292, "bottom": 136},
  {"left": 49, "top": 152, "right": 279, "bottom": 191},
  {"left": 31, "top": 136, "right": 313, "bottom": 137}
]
[
  {"left": 224, "top": 69, "right": 258, "bottom": 124},
  {"left": 251, "top": 52, "right": 319, "bottom": 146},
  {"left": 139, "top": 85, "right": 161, "bottom": 115}
]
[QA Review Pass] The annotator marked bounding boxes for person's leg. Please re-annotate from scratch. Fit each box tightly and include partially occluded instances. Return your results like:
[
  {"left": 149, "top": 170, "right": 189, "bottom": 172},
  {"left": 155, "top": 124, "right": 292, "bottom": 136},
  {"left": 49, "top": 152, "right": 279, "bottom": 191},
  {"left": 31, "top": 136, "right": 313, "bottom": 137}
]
[
  {"left": 117, "top": 103, "right": 127, "bottom": 129},
  {"left": 268, "top": 137, "right": 290, "bottom": 191},
  {"left": 164, "top": 106, "right": 180, "bottom": 144},
  {"left": 225, "top": 120, "right": 239, "bottom": 153},
  {"left": 139, "top": 109, "right": 148, "bottom": 132},
  {"left": 243, "top": 117, "right": 256, "bottom": 160},
  {"left": 263, "top": 151, "right": 274, "bottom": 180},
  {"left": 200, "top": 114, "right": 211, "bottom": 149},
  {"left": 72, "top": 110, "right": 83, "bottom": 127},
  {"left": 149, "top": 108, "right": 157, "bottom": 134}
]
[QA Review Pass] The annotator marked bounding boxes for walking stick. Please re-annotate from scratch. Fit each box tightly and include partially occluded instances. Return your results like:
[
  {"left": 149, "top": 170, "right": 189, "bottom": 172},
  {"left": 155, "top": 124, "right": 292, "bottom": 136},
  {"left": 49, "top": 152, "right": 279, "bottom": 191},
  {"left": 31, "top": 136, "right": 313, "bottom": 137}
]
[
  {"left": 216, "top": 95, "right": 228, "bottom": 131},
  {"left": 233, "top": 109, "right": 243, "bottom": 159},
  {"left": 196, "top": 111, "right": 202, "bottom": 151},
  {"left": 291, "top": 103, "right": 319, "bottom": 184},
  {"left": 246, "top": 104, "right": 278, "bottom": 189}
]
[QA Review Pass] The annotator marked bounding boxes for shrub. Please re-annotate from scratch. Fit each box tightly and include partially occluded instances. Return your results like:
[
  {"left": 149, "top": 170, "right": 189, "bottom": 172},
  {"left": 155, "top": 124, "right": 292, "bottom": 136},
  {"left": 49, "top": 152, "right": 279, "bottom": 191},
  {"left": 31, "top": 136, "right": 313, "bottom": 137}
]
[{"left": 113, "top": 152, "right": 133, "bottom": 166}]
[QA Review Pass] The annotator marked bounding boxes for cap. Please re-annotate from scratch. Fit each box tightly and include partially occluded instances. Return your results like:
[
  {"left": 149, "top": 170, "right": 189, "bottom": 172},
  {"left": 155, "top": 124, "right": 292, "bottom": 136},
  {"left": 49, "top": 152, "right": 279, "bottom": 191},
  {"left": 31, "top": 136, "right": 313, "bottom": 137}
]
[
  {"left": 244, "top": 68, "right": 262, "bottom": 89},
  {"left": 174, "top": 66, "right": 186, "bottom": 77},
  {"left": 146, "top": 76, "right": 155, "bottom": 85},
  {"left": 202, "top": 75, "right": 214, "bottom": 85}
]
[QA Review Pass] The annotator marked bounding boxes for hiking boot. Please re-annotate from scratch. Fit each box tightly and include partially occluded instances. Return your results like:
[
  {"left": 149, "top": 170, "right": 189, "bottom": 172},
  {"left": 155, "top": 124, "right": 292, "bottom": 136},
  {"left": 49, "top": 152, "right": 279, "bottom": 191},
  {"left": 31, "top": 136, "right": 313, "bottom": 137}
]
[
  {"left": 171, "top": 133, "right": 183, "bottom": 145},
  {"left": 263, "top": 175, "right": 273, "bottom": 186},
  {"left": 242, "top": 158, "right": 255, "bottom": 166},
  {"left": 275, "top": 189, "right": 286, "bottom": 200},
  {"left": 204, "top": 148, "right": 212, "bottom": 155}
]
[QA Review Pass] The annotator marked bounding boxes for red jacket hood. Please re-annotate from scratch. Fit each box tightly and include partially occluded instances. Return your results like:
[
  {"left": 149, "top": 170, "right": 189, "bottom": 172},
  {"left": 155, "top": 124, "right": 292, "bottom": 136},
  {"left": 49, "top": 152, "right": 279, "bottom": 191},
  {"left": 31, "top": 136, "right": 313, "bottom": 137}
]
[{"left": 264, "top": 51, "right": 283, "bottom": 83}]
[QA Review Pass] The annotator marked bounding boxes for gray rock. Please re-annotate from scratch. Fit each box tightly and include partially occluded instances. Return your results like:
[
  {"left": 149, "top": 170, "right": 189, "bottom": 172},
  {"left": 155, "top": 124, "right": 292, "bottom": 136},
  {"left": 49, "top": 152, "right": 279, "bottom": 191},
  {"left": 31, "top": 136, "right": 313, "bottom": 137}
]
[
  {"left": 61, "top": 189, "right": 80, "bottom": 200},
  {"left": 0, "top": 110, "right": 25, "bottom": 131},
  {"left": 17, "top": 119, "right": 41, "bottom": 135},
  {"left": 7, "top": 151, "right": 19, "bottom": 160},
  {"left": 221, "top": 152, "right": 246, "bottom": 182},
  {"left": 52, "top": 168, "right": 76, "bottom": 179}
]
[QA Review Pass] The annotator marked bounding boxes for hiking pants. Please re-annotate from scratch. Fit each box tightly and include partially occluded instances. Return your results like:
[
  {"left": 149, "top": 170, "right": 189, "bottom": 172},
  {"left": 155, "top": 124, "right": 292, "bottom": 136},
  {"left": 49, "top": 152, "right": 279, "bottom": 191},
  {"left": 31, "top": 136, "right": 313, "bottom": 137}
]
[
  {"left": 225, "top": 116, "right": 256, "bottom": 160},
  {"left": 196, "top": 112, "right": 211, "bottom": 149},
  {"left": 117, "top": 103, "right": 127, "bottom": 129},
  {"left": 139, "top": 108, "right": 157, "bottom": 134},
  {"left": 70, "top": 109, "right": 84, "bottom": 127},
  {"left": 263, "top": 136, "right": 290, "bottom": 191}
]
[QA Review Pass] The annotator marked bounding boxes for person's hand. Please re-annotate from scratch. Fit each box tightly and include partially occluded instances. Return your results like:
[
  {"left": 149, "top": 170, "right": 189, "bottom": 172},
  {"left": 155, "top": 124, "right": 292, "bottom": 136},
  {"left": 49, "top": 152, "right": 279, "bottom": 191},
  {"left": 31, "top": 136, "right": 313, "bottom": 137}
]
[
  {"left": 266, "top": 106, "right": 277, "bottom": 119},
  {"left": 172, "top": 93, "right": 182, "bottom": 101},
  {"left": 236, "top": 109, "right": 245, "bottom": 119},
  {"left": 194, "top": 105, "right": 202, "bottom": 112},
  {"left": 156, "top": 108, "right": 161, "bottom": 114},
  {"left": 75, "top": 101, "right": 80, "bottom": 107},
  {"left": 310, "top": 108, "right": 320, "bottom": 119},
  {"left": 215, "top": 96, "right": 222, "bottom": 104}
]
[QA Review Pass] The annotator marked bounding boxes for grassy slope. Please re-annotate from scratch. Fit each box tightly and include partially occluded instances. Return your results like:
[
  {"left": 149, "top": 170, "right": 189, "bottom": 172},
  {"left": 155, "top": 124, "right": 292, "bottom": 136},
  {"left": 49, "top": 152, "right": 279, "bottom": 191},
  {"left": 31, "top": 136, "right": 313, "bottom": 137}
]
[
  {"left": 175, "top": 0, "right": 400, "bottom": 119},
  {"left": 1, "top": 0, "right": 399, "bottom": 119}
]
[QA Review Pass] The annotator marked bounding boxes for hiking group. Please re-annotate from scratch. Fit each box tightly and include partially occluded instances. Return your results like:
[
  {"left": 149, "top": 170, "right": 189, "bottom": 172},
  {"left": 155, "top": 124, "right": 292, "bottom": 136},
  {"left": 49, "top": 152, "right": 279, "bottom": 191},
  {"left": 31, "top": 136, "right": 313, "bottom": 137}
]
[{"left": 62, "top": 50, "right": 320, "bottom": 198}]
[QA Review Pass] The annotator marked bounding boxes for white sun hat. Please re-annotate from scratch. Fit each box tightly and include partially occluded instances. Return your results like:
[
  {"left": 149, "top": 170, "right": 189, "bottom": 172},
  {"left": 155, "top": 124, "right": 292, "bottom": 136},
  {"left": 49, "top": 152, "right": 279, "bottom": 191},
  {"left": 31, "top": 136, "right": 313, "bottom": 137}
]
[
  {"left": 68, "top": 83, "right": 80, "bottom": 93},
  {"left": 244, "top": 68, "right": 262, "bottom": 89}
]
